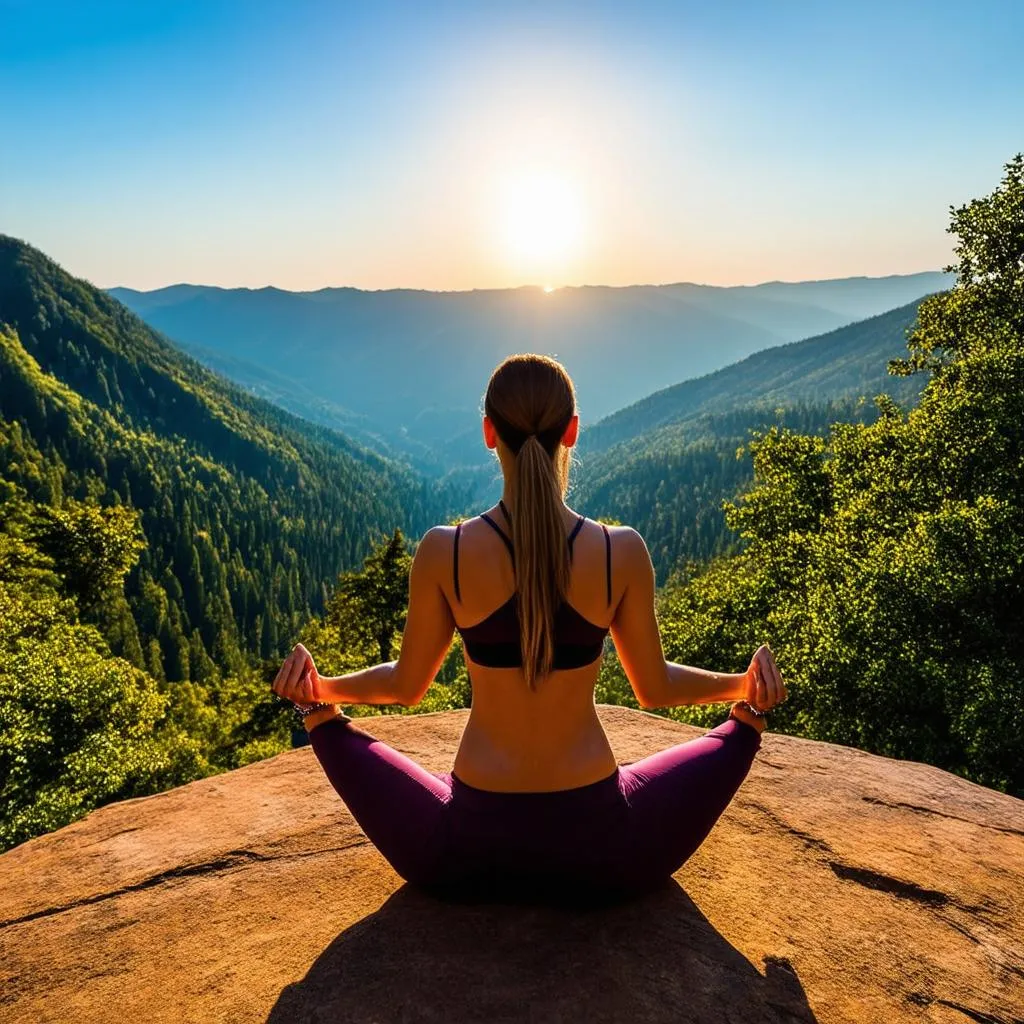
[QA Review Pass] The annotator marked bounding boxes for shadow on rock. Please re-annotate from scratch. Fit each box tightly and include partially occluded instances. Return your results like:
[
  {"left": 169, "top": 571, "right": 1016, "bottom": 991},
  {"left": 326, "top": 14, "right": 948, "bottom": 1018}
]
[{"left": 267, "top": 879, "right": 819, "bottom": 1023}]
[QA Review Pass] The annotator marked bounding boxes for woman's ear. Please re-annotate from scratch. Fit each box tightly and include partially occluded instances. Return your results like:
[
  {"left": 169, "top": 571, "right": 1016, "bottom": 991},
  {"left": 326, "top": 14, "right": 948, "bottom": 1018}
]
[
  {"left": 483, "top": 415, "right": 498, "bottom": 450},
  {"left": 562, "top": 414, "right": 580, "bottom": 448}
]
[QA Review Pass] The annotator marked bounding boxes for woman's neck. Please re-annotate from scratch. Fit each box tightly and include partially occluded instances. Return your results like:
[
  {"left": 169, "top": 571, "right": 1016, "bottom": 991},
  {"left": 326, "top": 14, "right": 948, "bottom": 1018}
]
[{"left": 496, "top": 489, "right": 574, "bottom": 525}]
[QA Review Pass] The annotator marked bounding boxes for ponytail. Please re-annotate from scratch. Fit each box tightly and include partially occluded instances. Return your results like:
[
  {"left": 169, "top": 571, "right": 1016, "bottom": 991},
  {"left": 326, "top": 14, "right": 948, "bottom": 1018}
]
[
  {"left": 511, "top": 434, "right": 571, "bottom": 689},
  {"left": 483, "top": 353, "right": 576, "bottom": 691}
]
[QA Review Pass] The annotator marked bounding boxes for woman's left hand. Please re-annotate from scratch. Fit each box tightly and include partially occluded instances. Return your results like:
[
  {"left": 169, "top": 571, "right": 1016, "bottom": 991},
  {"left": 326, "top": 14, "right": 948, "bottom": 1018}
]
[
  {"left": 741, "top": 643, "right": 787, "bottom": 711},
  {"left": 272, "top": 642, "right": 323, "bottom": 705}
]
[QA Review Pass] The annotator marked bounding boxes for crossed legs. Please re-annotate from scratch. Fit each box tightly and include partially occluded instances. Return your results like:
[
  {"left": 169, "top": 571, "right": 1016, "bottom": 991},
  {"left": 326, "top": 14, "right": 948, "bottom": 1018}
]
[
  {"left": 306, "top": 713, "right": 762, "bottom": 892},
  {"left": 615, "top": 716, "right": 762, "bottom": 889},
  {"left": 307, "top": 716, "right": 453, "bottom": 886}
]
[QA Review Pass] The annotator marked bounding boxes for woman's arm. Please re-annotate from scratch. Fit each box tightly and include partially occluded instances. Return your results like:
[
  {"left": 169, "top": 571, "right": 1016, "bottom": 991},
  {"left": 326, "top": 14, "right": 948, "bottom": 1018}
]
[
  {"left": 319, "top": 527, "right": 456, "bottom": 707},
  {"left": 608, "top": 528, "right": 746, "bottom": 710}
]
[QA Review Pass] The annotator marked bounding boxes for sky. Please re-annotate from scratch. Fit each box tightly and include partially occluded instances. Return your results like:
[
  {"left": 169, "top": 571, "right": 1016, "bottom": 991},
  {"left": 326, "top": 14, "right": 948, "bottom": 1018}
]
[{"left": 1, "top": 0, "right": 1022, "bottom": 292}]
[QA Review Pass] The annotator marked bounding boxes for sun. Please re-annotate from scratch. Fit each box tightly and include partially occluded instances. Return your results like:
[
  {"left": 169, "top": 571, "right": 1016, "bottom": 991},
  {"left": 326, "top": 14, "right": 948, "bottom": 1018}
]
[{"left": 497, "top": 170, "right": 584, "bottom": 278}]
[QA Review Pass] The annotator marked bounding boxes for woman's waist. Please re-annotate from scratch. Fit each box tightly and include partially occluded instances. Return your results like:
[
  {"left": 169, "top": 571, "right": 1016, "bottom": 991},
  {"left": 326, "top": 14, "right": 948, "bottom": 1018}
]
[
  {"left": 448, "top": 761, "right": 623, "bottom": 811},
  {"left": 452, "top": 719, "right": 618, "bottom": 793}
]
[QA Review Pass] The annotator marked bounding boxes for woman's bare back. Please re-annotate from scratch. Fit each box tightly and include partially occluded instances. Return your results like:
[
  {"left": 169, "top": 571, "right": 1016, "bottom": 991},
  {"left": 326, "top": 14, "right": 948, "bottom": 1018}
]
[{"left": 444, "top": 506, "right": 624, "bottom": 791}]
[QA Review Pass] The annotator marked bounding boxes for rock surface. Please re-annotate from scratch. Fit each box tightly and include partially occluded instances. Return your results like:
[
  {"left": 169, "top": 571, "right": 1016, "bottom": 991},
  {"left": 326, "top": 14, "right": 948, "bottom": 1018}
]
[{"left": 1, "top": 705, "right": 1022, "bottom": 1024}]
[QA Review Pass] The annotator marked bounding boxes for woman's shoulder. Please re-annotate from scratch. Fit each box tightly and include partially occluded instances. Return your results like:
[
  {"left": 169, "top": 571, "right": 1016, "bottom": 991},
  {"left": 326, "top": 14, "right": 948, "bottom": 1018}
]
[
  {"left": 415, "top": 519, "right": 477, "bottom": 554},
  {"left": 591, "top": 521, "right": 650, "bottom": 580},
  {"left": 587, "top": 518, "right": 646, "bottom": 547},
  {"left": 413, "top": 524, "right": 455, "bottom": 559}
]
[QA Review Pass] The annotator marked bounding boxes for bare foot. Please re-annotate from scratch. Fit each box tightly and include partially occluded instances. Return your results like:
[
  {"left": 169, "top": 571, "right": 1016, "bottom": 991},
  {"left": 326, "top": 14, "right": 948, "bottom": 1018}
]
[{"left": 729, "top": 700, "right": 768, "bottom": 734}]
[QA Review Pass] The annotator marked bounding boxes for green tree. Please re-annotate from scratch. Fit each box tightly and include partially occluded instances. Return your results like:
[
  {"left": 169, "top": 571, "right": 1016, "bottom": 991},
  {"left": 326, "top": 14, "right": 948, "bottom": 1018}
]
[
  {"left": 26, "top": 499, "right": 145, "bottom": 618},
  {"left": 327, "top": 528, "right": 414, "bottom": 665},
  {"left": 0, "top": 507, "right": 205, "bottom": 851}
]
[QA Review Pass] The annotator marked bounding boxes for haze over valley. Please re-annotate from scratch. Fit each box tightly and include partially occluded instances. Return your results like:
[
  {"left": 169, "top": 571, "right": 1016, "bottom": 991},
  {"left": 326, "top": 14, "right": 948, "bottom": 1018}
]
[{"left": 111, "top": 270, "right": 949, "bottom": 475}]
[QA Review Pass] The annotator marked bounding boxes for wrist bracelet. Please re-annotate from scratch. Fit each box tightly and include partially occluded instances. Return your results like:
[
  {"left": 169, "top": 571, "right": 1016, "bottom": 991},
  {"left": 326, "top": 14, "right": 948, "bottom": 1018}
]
[
  {"left": 294, "top": 701, "right": 334, "bottom": 718},
  {"left": 274, "top": 693, "right": 334, "bottom": 718},
  {"left": 735, "top": 699, "right": 768, "bottom": 718}
]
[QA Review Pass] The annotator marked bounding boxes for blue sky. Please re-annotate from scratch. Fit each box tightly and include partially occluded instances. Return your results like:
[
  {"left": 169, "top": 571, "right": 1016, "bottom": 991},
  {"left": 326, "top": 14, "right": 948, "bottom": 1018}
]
[{"left": 1, "top": 0, "right": 1022, "bottom": 290}]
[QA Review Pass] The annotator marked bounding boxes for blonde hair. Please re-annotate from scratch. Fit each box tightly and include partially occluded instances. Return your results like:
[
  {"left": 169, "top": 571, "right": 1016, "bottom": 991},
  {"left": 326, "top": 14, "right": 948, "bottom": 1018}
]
[{"left": 484, "top": 353, "right": 576, "bottom": 690}]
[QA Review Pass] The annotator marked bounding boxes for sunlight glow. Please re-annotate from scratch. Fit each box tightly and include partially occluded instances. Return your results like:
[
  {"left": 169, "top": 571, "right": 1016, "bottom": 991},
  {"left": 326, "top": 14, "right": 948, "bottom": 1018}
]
[{"left": 497, "top": 170, "right": 584, "bottom": 279}]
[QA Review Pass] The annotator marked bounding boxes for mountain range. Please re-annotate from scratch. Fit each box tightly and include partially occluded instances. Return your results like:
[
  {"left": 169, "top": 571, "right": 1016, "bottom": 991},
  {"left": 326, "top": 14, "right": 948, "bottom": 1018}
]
[
  {"left": 0, "top": 231, "right": 947, "bottom": 601},
  {"left": 110, "top": 271, "right": 950, "bottom": 472}
]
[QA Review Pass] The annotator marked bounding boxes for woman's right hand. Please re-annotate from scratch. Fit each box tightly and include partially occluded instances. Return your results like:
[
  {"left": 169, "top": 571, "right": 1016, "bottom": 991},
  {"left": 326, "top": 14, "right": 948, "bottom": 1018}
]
[
  {"left": 741, "top": 644, "right": 787, "bottom": 711},
  {"left": 272, "top": 642, "right": 324, "bottom": 707}
]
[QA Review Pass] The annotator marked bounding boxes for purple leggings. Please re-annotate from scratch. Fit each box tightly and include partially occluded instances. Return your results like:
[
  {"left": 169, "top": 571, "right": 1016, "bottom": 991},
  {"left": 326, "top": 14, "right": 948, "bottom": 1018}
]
[{"left": 308, "top": 714, "right": 762, "bottom": 901}]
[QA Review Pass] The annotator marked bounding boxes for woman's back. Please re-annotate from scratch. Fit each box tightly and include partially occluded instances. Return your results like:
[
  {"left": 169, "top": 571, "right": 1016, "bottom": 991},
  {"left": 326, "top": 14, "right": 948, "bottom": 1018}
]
[{"left": 446, "top": 502, "right": 624, "bottom": 792}]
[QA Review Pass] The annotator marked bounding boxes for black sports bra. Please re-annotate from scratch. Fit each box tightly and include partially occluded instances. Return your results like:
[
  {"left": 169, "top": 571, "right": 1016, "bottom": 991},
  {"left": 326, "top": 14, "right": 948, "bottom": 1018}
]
[{"left": 452, "top": 500, "right": 612, "bottom": 670}]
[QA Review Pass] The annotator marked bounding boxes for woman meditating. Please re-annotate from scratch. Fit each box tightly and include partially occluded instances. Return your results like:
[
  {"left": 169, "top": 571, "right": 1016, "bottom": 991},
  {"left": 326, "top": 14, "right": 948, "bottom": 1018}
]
[{"left": 272, "top": 353, "right": 787, "bottom": 901}]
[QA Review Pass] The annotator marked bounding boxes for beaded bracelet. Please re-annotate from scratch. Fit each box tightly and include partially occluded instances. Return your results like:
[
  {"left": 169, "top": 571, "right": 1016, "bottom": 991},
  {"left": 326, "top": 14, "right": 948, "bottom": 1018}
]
[
  {"left": 293, "top": 701, "right": 334, "bottom": 718},
  {"left": 734, "top": 699, "right": 769, "bottom": 718},
  {"left": 273, "top": 693, "right": 334, "bottom": 718}
]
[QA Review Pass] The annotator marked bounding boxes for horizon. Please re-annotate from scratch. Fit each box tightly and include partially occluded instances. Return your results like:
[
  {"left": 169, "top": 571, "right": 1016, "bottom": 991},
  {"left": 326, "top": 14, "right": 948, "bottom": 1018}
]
[
  {"left": 2, "top": 2, "right": 1021, "bottom": 291},
  {"left": 105, "top": 266, "right": 949, "bottom": 297}
]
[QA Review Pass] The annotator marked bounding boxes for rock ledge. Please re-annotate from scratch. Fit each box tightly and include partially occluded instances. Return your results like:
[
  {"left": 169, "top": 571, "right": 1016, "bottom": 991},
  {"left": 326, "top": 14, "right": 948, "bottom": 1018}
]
[{"left": 2, "top": 706, "right": 1022, "bottom": 1023}]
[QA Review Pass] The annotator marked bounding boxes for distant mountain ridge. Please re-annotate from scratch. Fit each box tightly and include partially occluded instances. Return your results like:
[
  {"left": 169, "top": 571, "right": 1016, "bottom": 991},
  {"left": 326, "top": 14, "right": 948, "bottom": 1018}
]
[
  {"left": 567, "top": 298, "right": 934, "bottom": 580},
  {"left": 580, "top": 298, "right": 931, "bottom": 455},
  {"left": 110, "top": 271, "right": 950, "bottom": 469}
]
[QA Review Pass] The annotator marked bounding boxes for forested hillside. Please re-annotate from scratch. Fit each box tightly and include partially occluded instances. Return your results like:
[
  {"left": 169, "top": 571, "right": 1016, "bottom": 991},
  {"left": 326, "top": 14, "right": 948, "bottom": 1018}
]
[
  {"left": 567, "top": 300, "right": 935, "bottom": 579},
  {"left": 0, "top": 237, "right": 461, "bottom": 670},
  {"left": 0, "top": 238, "right": 465, "bottom": 850},
  {"left": 573, "top": 396, "right": 897, "bottom": 582},
  {"left": 580, "top": 299, "right": 931, "bottom": 455}
]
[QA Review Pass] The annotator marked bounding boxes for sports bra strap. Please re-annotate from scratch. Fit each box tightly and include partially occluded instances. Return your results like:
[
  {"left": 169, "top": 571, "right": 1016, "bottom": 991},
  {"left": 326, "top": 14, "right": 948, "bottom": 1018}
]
[
  {"left": 453, "top": 521, "right": 462, "bottom": 603},
  {"left": 602, "top": 522, "right": 612, "bottom": 606},
  {"left": 479, "top": 512, "right": 515, "bottom": 562},
  {"left": 567, "top": 514, "right": 585, "bottom": 558},
  {"left": 464, "top": 508, "right": 611, "bottom": 603}
]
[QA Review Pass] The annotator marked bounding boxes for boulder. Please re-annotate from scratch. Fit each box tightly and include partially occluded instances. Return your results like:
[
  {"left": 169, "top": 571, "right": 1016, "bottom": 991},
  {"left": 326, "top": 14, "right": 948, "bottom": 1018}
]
[{"left": 1, "top": 706, "right": 1022, "bottom": 1023}]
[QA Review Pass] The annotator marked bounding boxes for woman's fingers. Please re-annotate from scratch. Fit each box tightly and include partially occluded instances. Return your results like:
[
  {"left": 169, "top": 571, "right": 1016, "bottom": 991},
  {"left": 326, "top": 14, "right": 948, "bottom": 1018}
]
[
  {"left": 749, "top": 644, "right": 788, "bottom": 710},
  {"left": 272, "top": 653, "right": 293, "bottom": 697},
  {"left": 288, "top": 651, "right": 307, "bottom": 690},
  {"left": 272, "top": 650, "right": 308, "bottom": 702},
  {"left": 761, "top": 650, "right": 777, "bottom": 706},
  {"left": 761, "top": 647, "right": 786, "bottom": 707},
  {"left": 769, "top": 650, "right": 787, "bottom": 704},
  {"left": 271, "top": 646, "right": 322, "bottom": 705},
  {"left": 760, "top": 646, "right": 772, "bottom": 708}
]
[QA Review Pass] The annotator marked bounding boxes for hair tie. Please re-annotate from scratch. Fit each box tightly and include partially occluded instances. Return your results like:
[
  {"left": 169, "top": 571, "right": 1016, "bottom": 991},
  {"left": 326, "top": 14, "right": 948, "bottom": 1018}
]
[
  {"left": 514, "top": 432, "right": 541, "bottom": 455},
  {"left": 486, "top": 402, "right": 570, "bottom": 456}
]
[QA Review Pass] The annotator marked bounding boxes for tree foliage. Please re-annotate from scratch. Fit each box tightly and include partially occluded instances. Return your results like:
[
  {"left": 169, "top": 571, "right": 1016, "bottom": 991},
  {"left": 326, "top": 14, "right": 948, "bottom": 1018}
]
[
  {"left": 0, "top": 497, "right": 205, "bottom": 850},
  {"left": 609, "top": 155, "right": 1024, "bottom": 795}
]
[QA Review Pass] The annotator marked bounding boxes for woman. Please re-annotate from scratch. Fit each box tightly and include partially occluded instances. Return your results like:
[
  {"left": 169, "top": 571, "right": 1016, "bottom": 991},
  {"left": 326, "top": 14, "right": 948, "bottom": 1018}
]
[{"left": 272, "top": 353, "right": 786, "bottom": 901}]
